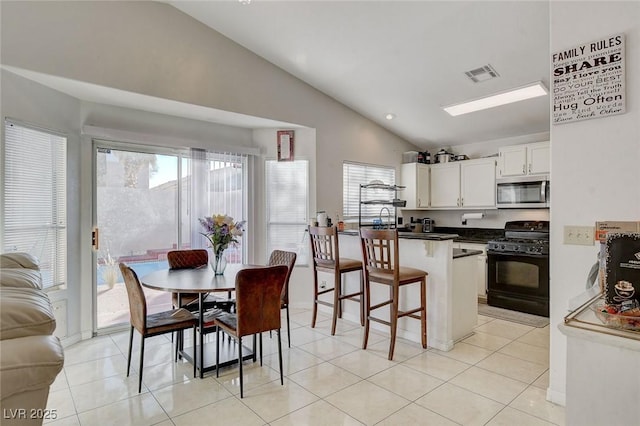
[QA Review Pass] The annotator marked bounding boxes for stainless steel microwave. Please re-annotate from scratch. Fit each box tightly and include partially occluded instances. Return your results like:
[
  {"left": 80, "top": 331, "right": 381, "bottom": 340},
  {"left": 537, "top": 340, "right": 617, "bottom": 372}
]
[{"left": 496, "top": 176, "right": 550, "bottom": 208}]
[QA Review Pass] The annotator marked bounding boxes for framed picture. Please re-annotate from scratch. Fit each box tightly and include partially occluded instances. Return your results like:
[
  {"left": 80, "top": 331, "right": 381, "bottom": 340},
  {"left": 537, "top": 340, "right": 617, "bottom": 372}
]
[{"left": 277, "top": 130, "right": 294, "bottom": 161}]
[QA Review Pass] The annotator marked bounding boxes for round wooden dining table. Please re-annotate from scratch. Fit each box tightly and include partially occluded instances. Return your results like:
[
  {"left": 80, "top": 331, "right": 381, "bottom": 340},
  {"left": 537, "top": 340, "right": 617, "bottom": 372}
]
[{"left": 140, "top": 263, "right": 260, "bottom": 377}]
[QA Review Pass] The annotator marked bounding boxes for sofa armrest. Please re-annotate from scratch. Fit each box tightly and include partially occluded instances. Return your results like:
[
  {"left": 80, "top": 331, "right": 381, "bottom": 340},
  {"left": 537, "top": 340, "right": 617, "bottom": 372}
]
[
  {"left": 0, "top": 335, "right": 64, "bottom": 402},
  {"left": 0, "top": 253, "right": 40, "bottom": 271},
  {"left": 0, "top": 288, "right": 56, "bottom": 339}
]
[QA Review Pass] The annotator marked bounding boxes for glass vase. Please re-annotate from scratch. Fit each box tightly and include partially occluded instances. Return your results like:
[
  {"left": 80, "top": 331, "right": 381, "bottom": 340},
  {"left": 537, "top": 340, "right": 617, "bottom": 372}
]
[{"left": 211, "top": 249, "right": 228, "bottom": 275}]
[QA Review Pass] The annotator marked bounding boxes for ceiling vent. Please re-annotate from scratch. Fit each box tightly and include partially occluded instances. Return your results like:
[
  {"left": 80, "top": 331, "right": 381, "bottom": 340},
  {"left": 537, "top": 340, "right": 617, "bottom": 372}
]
[{"left": 465, "top": 64, "right": 499, "bottom": 83}]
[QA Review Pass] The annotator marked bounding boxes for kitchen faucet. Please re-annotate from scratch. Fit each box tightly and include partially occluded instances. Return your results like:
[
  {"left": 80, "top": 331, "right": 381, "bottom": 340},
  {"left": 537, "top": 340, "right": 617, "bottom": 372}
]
[{"left": 379, "top": 207, "right": 392, "bottom": 229}]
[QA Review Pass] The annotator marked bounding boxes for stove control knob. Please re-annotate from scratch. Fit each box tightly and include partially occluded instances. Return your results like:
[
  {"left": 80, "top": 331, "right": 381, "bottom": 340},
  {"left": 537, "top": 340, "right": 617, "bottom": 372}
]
[{"left": 500, "top": 245, "right": 506, "bottom": 250}]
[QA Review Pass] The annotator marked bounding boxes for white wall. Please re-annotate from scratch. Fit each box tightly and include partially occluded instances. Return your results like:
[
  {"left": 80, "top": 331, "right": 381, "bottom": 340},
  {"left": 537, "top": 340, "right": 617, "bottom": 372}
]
[{"left": 548, "top": 1, "right": 640, "bottom": 405}]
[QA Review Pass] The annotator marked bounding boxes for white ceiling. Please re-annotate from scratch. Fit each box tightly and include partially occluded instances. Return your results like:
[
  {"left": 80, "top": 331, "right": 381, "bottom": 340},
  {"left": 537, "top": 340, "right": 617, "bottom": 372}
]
[{"left": 170, "top": 0, "right": 551, "bottom": 149}]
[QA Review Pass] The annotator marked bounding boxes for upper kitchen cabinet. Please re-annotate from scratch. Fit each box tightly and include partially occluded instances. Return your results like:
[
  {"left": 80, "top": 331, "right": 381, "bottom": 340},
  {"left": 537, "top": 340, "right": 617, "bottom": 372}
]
[
  {"left": 498, "top": 141, "right": 550, "bottom": 178},
  {"left": 431, "top": 158, "right": 496, "bottom": 209},
  {"left": 401, "top": 163, "right": 430, "bottom": 209}
]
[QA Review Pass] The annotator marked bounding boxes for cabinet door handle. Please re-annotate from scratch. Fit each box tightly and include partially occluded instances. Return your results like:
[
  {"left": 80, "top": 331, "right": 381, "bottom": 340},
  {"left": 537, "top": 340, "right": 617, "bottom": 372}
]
[
  {"left": 528, "top": 164, "right": 532, "bottom": 173},
  {"left": 522, "top": 164, "right": 526, "bottom": 174},
  {"left": 418, "top": 198, "right": 421, "bottom": 207},
  {"left": 461, "top": 197, "right": 464, "bottom": 206},
  {"left": 457, "top": 198, "right": 460, "bottom": 207}
]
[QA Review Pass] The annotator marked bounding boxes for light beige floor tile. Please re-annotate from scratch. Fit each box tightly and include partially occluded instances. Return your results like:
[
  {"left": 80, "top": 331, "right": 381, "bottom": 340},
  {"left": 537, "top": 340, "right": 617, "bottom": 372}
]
[
  {"left": 367, "top": 364, "right": 444, "bottom": 401},
  {"left": 476, "top": 314, "right": 494, "bottom": 325},
  {"left": 499, "top": 341, "right": 549, "bottom": 366},
  {"left": 432, "top": 342, "right": 493, "bottom": 365},
  {"left": 516, "top": 327, "right": 550, "bottom": 349},
  {"left": 172, "top": 395, "right": 264, "bottom": 426},
  {"left": 139, "top": 359, "right": 195, "bottom": 390},
  {"left": 69, "top": 375, "right": 146, "bottom": 413},
  {"left": 474, "top": 319, "right": 533, "bottom": 340},
  {"left": 298, "top": 336, "right": 359, "bottom": 361},
  {"left": 333, "top": 324, "right": 387, "bottom": 349},
  {"left": 290, "top": 309, "right": 331, "bottom": 327},
  {"left": 462, "top": 331, "right": 512, "bottom": 351},
  {"left": 77, "top": 393, "right": 168, "bottom": 426},
  {"left": 325, "top": 381, "right": 410, "bottom": 425},
  {"left": 487, "top": 406, "right": 557, "bottom": 426},
  {"left": 129, "top": 341, "right": 176, "bottom": 369},
  {"left": 329, "top": 348, "right": 396, "bottom": 379},
  {"left": 262, "top": 346, "right": 324, "bottom": 375},
  {"left": 288, "top": 326, "right": 330, "bottom": 347},
  {"left": 477, "top": 353, "right": 548, "bottom": 384},
  {"left": 45, "top": 387, "right": 77, "bottom": 422},
  {"left": 509, "top": 386, "right": 566, "bottom": 425},
  {"left": 376, "top": 402, "right": 458, "bottom": 426},
  {"left": 63, "top": 336, "right": 122, "bottom": 366},
  {"left": 313, "top": 316, "right": 361, "bottom": 336},
  {"left": 532, "top": 370, "right": 549, "bottom": 390},
  {"left": 215, "top": 359, "right": 283, "bottom": 395},
  {"left": 366, "top": 337, "right": 427, "bottom": 362},
  {"left": 240, "top": 379, "right": 319, "bottom": 422},
  {"left": 403, "top": 351, "right": 471, "bottom": 381},
  {"left": 110, "top": 330, "right": 170, "bottom": 354},
  {"left": 151, "top": 421, "right": 175, "bottom": 426},
  {"left": 43, "top": 415, "right": 80, "bottom": 426},
  {"left": 270, "top": 399, "right": 363, "bottom": 426},
  {"left": 49, "top": 370, "right": 69, "bottom": 392},
  {"left": 152, "top": 377, "right": 232, "bottom": 417},
  {"left": 416, "top": 383, "right": 504, "bottom": 426},
  {"left": 64, "top": 354, "right": 128, "bottom": 386},
  {"left": 449, "top": 366, "right": 528, "bottom": 404},
  {"left": 288, "top": 362, "right": 362, "bottom": 397}
]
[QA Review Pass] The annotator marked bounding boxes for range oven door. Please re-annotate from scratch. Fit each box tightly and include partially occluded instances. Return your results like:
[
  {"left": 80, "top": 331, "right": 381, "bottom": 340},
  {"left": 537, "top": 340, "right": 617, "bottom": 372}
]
[{"left": 487, "top": 251, "right": 549, "bottom": 317}]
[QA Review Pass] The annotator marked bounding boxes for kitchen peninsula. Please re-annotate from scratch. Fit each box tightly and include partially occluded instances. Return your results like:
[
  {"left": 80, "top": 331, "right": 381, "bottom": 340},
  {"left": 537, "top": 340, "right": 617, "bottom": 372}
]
[{"left": 335, "top": 230, "right": 481, "bottom": 351}]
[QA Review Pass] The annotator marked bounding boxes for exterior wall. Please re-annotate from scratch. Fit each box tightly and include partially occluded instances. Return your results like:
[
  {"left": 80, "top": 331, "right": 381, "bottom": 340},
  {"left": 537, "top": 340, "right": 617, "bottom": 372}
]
[{"left": 548, "top": 1, "right": 640, "bottom": 405}]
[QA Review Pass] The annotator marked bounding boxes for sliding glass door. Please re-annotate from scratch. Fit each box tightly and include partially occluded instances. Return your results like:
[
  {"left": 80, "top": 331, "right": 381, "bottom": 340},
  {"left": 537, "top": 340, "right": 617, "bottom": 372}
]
[{"left": 93, "top": 142, "right": 248, "bottom": 332}]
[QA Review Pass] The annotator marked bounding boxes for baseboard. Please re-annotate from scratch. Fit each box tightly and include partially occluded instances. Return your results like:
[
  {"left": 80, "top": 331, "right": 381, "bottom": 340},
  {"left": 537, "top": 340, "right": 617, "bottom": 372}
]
[
  {"left": 478, "top": 295, "right": 487, "bottom": 304},
  {"left": 546, "top": 387, "right": 566, "bottom": 407}
]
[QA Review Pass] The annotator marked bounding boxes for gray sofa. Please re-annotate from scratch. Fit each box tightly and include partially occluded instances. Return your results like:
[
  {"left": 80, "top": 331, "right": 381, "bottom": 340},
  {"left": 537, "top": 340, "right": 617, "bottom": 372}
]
[{"left": 0, "top": 253, "right": 64, "bottom": 425}]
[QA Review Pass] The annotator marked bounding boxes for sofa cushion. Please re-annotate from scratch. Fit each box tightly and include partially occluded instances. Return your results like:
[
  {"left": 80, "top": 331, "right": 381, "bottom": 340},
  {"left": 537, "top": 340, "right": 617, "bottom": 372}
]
[
  {"left": 0, "top": 288, "right": 56, "bottom": 339},
  {"left": 0, "top": 268, "right": 43, "bottom": 289},
  {"left": 0, "top": 253, "right": 40, "bottom": 270},
  {"left": 0, "top": 335, "right": 64, "bottom": 401}
]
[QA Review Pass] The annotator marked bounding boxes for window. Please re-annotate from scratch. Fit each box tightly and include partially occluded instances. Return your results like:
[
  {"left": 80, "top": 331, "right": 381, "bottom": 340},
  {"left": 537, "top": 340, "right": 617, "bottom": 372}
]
[
  {"left": 3, "top": 120, "right": 67, "bottom": 289},
  {"left": 266, "top": 160, "right": 308, "bottom": 264},
  {"left": 343, "top": 161, "right": 395, "bottom": 219}
]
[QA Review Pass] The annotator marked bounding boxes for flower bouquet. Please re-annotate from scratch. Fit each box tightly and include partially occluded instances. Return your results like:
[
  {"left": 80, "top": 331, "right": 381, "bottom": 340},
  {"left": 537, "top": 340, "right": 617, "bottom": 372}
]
[{"left": 199, "top": 214, "right": 246, "bottom": 275}]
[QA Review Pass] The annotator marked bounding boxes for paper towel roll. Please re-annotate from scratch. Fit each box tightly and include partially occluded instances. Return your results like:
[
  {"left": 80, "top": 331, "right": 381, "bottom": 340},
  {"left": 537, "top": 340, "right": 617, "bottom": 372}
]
[{"left": 461, "top": 212, "right": 484, "bottom": 220}]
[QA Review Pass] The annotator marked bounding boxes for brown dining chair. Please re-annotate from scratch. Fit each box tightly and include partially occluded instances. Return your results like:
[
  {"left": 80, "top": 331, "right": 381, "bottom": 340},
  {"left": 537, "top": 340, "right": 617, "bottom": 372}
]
[
  {"left": 167, "top": 249, "right": 234, "bottom": 312},
  {"left": 119, "top": 263, "right": 198, "bottom": 392},
  {"left": 214, "top": 265, "right": 289, "bottom": 398},
  {"left": 268, "top": 250, "right": 297, "bottom": 347},
  {"left": 309, "top": 225, "right": 364, "bottom": 335},
  {"left": 359, "top": 228, "right": 428, "bottom": 360}
]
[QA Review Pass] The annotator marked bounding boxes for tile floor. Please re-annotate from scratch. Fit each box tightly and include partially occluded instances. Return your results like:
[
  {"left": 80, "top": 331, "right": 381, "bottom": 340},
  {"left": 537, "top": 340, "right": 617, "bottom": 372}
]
[{"left": 45, "top": 309, "right": 564, "bottom": 425}]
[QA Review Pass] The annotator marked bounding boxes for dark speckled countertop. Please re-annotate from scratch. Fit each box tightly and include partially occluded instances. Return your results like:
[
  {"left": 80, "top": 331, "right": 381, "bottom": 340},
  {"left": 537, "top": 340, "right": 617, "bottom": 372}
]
[
  {"left": 435, "top": 227, "right": 503, "bottom": 244},
  {"left": 453, "top": 248, "right": 483, "bottom": 259},
  {"left": 339, "top": 229, "right": 457, "bottom": 241}
]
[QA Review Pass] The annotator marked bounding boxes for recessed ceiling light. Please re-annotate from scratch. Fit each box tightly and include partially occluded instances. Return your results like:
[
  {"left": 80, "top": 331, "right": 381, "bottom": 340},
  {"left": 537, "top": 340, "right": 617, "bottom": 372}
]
[
  {"left": 443, "top": 81, "right": 548, "bottom": 116},
  {"left": 385, "top": 113, "right": 396, "bottom": 120}
]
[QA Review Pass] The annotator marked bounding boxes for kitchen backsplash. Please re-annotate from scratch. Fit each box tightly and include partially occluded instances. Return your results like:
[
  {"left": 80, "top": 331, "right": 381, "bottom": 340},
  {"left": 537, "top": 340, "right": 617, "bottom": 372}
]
[{"left": 400, "top": 208, "right": 550, "bottom": 229}]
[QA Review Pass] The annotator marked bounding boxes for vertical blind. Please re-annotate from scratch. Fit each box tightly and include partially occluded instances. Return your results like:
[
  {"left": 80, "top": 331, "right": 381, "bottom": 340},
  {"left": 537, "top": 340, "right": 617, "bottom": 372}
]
[
  {"left": 343, "top": 161, "right": 395, "bottom": 218},
  {"left": 266, "top": 160, "right": 308, "bottom": 264},
  {"left": 3, "top": 120, "right": 67, "bottom": 288}
]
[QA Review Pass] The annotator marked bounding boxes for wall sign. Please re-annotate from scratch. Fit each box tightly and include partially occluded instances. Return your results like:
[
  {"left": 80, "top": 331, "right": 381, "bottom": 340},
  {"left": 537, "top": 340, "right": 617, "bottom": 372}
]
[
  {"left": 552, "top": 33, "right": 625, "bottom": 125},
  {"left": 277, "top": 130, "right": 294, "bottom": 161}
]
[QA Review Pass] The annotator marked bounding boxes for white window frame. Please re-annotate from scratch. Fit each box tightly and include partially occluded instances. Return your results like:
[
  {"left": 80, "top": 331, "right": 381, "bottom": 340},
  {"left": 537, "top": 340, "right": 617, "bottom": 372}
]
[
  {"left": 265, "top": 159, "right": 309, "bottom": 265},
  {"left": 2, "top": 119, "right": 67, "bottom": 289},
  {"left": 343, "top": 161, "right": 396, "bottom": 220}
]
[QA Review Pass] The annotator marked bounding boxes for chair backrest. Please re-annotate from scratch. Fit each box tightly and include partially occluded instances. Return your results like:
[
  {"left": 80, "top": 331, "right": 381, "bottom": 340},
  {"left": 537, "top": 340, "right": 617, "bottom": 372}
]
[
  {"left": 119, "top": 263, "right": 147, "bottom": 333},
  {"left": 167, "top": 249, "right": 208, "bottom": 270},
  {"left": 359, "top": 228, "right": 400, "bottom": 279},
  {"left": 234, "top": 265, "right": 288, "bottom": 337},
  {"left": 308, "top": 225, "right": 340, "bottom": 271},
  {"left": 268, "top": 250, "right": 297, "bottom": 304}
]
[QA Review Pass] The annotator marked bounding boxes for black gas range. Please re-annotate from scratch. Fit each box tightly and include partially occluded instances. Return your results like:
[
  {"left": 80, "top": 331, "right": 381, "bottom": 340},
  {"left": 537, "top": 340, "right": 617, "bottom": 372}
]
[{"left": 486, "top": 221, "right": 550, "bottom": 317}]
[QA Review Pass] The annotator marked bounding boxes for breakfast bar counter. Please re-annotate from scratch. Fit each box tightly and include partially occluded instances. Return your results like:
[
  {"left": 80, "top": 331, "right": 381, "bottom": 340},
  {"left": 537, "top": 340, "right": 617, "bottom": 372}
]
[{"left": 334, "top": 231, "right": 479, "bottom": 351}]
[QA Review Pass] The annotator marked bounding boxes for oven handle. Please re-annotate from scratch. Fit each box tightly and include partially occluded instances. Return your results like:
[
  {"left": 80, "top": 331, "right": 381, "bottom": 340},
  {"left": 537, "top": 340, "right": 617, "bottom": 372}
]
[{"left": 486, "top": 250, "right": 548, "bottom": 258}]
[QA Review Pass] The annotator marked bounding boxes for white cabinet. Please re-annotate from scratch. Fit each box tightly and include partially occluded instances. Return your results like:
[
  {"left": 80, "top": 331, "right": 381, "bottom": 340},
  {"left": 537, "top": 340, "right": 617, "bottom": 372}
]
[
  {"left": 401, "top": 163, "right": 430, "bottom": 209},
  {"left": 457, "top": 243, "right": 488, "bottom": 298},
  {"left": 430, "top": 158, "right": 496, "bottom": 209},
  {"left": 430, "top": 163, "right": 460, "bottom": 208},
  {"left": 498, "top": 141, "right": 550, "bottom": 178}
]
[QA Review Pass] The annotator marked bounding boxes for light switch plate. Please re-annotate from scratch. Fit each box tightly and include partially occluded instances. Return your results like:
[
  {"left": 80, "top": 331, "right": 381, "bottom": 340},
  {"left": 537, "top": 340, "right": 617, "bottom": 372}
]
[{"left": 563, "top": 225, "right": 595, "bottom": 246}]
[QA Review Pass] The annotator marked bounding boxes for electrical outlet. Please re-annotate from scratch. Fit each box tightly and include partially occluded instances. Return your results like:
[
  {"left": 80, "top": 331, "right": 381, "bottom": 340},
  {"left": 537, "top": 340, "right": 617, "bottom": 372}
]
[
  {"left": 563, "top": 225, "right": 595, "bottom": 246},
  {"left": 320, "top": 280, "right": 327, "bottom": 289}
]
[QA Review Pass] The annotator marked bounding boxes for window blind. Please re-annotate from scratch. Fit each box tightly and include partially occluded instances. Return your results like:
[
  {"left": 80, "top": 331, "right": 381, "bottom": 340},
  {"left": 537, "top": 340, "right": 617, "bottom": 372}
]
[
  {"left": 3, "top": 120, "right": 67, "bottom": 288},
  {"left": 266, "top": 160, "right": 308, "bottom": 264},
  {"left": 343, "top": 161, "right": 395, "bottom": 218}
]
